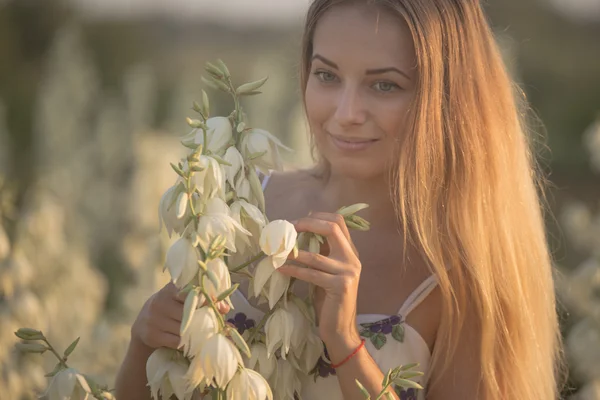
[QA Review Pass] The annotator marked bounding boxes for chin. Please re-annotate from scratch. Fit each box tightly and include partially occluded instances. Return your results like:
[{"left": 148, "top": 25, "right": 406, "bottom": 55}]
[{"left": 326, "top": 156, "right": 386, "bottom": 181}]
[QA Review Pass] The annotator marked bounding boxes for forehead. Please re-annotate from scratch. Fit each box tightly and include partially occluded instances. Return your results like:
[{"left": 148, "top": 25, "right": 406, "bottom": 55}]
[{"left": 311, "top": 4, "right": 416, "bottom": 74}]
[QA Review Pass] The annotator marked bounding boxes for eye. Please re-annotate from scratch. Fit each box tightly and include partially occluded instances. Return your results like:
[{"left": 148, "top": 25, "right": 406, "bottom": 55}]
[
  {"left": 314, "top": 70, "right": 338, "bottom": 83},
  {"left": 373, "top": 81, "right": 400, "bottom": 93}
]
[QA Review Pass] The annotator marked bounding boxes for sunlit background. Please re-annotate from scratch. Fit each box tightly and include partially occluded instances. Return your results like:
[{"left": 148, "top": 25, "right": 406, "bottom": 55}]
[{"left": 0, "top": 0, "right": 599, "bottom": 398}]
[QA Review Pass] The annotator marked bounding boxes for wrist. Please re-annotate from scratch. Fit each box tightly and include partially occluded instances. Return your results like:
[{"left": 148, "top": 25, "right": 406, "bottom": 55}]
[{"left": 324, "top": 332, "right": 364, "bottom": 367}]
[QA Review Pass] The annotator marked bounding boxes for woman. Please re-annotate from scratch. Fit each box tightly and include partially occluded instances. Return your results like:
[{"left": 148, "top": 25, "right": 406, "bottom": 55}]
[{"left": 116, "top": 0, "right": 565, "bottom": 399}]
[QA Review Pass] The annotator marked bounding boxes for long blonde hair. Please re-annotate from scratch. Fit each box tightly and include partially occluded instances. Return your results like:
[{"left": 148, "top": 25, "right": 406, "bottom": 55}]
[{"left": 300, "top": 1, "right": 566, "bottom": 399}]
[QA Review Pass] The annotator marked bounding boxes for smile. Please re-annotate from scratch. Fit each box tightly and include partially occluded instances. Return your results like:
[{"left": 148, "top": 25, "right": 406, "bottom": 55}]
[{"left": 328, "top": 133, "right": 379, "bottom": 151}]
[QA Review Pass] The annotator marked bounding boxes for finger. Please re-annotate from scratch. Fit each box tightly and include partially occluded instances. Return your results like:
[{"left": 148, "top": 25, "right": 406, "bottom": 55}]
[
  {"left": 166, "top": 281, "right": 186, "bottom": 304},
  {"left": 151, "top": 316, "right": 182, "bottom": 336},
  {"left": 292, "top": 251, "right": 348, "bottom": 274},
  {"left": 155, "top": 331, "right": 181, "bottom": 350},
  {"left": 278, "top": 265, "right": 336, "bottom": 288},
  {"left": 161, "top": 299, "right": 184, "bottom": 322},
  {"left": 294, "top": 217, "right": 356, "bottom": 259},
  {"left": 310, "top": 212, "right": 352, "bottom": 243},
  {"left": 308, "top": 211, "right": 359, "bottom": 257},
  {"left": 216, "top": 301, "right": 231, "bottom": 315}
]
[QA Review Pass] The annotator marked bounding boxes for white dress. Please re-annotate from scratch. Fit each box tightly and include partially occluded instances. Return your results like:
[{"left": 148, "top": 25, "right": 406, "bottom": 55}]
[{"left": 223, "top": 175, "right": 437, "bottom": 400}]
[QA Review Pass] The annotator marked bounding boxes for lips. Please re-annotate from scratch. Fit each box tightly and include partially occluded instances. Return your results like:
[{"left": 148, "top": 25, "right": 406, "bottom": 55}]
[{"left": 327, "top": 132, "right": 380, "bottom": 151}]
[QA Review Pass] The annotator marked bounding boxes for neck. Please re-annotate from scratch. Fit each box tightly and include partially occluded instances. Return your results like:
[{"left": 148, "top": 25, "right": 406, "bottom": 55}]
[{"left": 318, "top": 169, "right": 398, "bottom": 231}]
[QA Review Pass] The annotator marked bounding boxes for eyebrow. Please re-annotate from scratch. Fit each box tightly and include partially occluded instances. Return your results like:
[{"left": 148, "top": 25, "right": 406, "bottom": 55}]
[{"left": 311, "top": 54, "right": 411, "bottom": 81}]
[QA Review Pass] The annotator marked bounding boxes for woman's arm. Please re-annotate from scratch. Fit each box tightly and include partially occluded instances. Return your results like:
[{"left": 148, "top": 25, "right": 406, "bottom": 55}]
[
  {"left": 326, "top": 336, "right": 400, "bottom": 399},
  {"left": 114, "top": 337, "right": 155, "bottom": 400}
]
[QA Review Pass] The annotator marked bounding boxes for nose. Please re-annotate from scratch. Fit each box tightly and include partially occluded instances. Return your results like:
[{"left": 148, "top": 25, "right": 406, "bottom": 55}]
[{"left": 334, "top": 86, "right": 367, "bottom": 127}]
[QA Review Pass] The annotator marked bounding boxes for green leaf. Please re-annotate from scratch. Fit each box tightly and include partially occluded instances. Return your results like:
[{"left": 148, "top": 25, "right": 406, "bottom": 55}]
[
  {"left": 393, "top": 378, "right": 423, "bottom": 390},
  {"left": 355, "top": 379, "right": 371, "bottom": 399},
  {"left": 215, "top": 59, "right": 231, "bottom": 78},
  {"left": 371, "top": 333, "right": 387, "bottom": 350},
  {"left": 359, "top": 329, "right": 374, "bottom": 338},
  {"left": 201, "top": 90, "right": 210, "bottom": 117},
  {"left": 236, "top": 76, "right": 268, "bottom": 95},
  {"left": 14, "top": 328, "right": 44, "bottom": 341},
  {"left": 216, "top": 283, "right": 240, "bottom": 302},
  {"left": 382, "top": 369, "right": 392, "bottom": 388},
  {"left": 181, "top": 289, "right": 200, "bottom": 335},
  {"left": 205, "top": 62, "right": 224, "bottom": 79},
  {"left": 204, "top": 270, "right": 220, "bottom": 292},
  {"left": 399, "top": 362, "right": 420, "bottom": 371},
  {"left": 170, "top": 162, "right": 186, "bottom": 178},
  {"left": 15, "top": 342, "right": 48, "bottom": 354},
  {"left": 63, "top": 337, "right": 80, "bottom": 357},
  {"left": 392, "top": 324, "right": 405, "bottom": 343},
  {"left": 383, "top": 392, "right": 395, "bottom": 400},
  {"left": 229, "top": 328, "right": 251, "bottom": 358},
  {"left": 399, "top": 371, "right": 424, "bottom": 380}
]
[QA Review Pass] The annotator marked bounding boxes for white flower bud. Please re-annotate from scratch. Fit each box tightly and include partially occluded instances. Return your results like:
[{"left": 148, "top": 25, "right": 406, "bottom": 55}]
[
  {"left": 179, "top": 306, "right": 219, "bottom": 358},
  {"left": 165, "top": 237, "right": 199, "bottom": 288},
  {"left": 194, "top": 116, "right": 233, "bottom": 154},
  {"left": 46, "top": 368, "right": 91, "bottom": 400},
  {"left": 146, "top": 348, "right": 192, "bottom": 400},
  {"left": 259, "top": 220, "right": 297, "bottom": 268},
  {"left": 245, "top": 343, "right": 276, "bottom": 380},
  {"left": 223, "top": 146, "right": 244, "bottom": 187},
  {"left": 265, "top": 307, "right": 293, "bottom": 359}
]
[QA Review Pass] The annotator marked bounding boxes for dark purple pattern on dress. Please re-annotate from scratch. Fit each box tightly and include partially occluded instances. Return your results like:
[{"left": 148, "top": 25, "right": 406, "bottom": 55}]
[
  {"left": 395, "top": 387, "right": 418, "bottom": 400},
  {"left": 226, "top": 312, "right": 255, "bottom": 335}
]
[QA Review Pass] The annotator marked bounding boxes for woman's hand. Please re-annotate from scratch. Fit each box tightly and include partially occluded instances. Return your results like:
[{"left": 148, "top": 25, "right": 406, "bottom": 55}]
[
  {"left": 278, "top": 212, "right": 362, "bottom": 347},
  {"left": 131, "top": 281, "right": 230, "bottom": 350}
]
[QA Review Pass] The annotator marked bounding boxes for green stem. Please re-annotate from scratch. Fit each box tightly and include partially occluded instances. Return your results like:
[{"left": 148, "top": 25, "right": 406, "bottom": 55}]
[
  {"left": 43, "top": 339, "right": 69, "bottom": 369},
  {"left": 230, "top": 252, "right": 265, "bottom": 273}
]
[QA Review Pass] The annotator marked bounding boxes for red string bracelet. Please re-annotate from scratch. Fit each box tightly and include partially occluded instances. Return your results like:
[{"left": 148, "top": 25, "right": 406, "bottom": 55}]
[{"left": 330, "top": 339, "right": 366, "bottom": 369}]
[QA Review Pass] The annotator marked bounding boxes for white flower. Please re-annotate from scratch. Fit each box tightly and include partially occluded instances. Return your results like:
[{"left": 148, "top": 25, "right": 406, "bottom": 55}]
[
  {"left": 146, "top": 348, "right": 192, "bottom": 400},
  {"left": 286, "top": 302, "right": 310, "bottom": 351},
  {"left": 199, "top": 333, "right": 243, "bottom": 387},
  {"left": 235, "top": 175, "right": 252, "bottom": 201},
  {"left": 185, "top": 355, "right": 207, "bottom": 393},
  {"left": 227, "top": 368, "right": 273, "bottom": 400},
  {"left": 231, "top": 199, "right": 266, "bottom": 251},
  {"left": 194, "top": 155, "right": 225, "bottom": 199},
  {"left": 245, "top": 343, "right": 277, "bottom": 380},
  {"left": 197, "top": 197, "right": 251, "bottom": 253},
  {"left": 259, "top": 220, "right": 297, "bottom": 268},
  {"left": 179, "top": 307, "right": 219, "bottom": 358},
  {"left": 272, "top": 359, "right": 301, "bottom": 400},
  {"left": 297, "top": 328, "right": 324, "bottom": 374},
  {"left": 253, "top": 256, "right": 276, "bottom": 298},
  {"left": 165, "top": 237, "right": 199, "bottom": 288},
  {"left": 194, "top": 116, "right": 233, "bottom": 154},
  {"left": 159, "top": 183, "right": 189, "bottom": 237},
  {"left": 223, "top": 146, "right": 245, "bottom": 187},
  {"left": 203, "top": 257, "right": 232, "bottom": 299},
  {"left": 267, "top": 269, "right": 290, "bottom": 309},
  {"left": 265, "top": 307, "right": 293, "bottom": 359},
  {"left": 46, "top": 368, "right": 91, "bottom": 400},
  {"left": 240, "top": 128, "right": 291, "bottom": 174}
]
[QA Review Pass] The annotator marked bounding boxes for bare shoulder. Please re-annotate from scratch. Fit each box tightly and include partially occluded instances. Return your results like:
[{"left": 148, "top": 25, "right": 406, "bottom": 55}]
[{"left": 263, "top": 168, "right": 322, "bottom": 221}]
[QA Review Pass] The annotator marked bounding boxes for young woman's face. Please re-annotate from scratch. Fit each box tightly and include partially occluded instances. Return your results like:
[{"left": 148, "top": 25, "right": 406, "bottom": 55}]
[{"left": 305, "top": 4, "right": 417, "bottom": 180}]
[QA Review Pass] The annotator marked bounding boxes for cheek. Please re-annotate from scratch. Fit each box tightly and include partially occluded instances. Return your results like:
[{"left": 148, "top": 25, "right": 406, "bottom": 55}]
[{"left": 304, "top": 83, "right": 328, "bottom": 132}]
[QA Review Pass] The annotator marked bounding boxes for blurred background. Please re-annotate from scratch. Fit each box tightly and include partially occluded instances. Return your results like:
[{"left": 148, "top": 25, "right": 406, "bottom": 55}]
[{"left": 0, "top": 0, "right": 598, "bottom": 398}]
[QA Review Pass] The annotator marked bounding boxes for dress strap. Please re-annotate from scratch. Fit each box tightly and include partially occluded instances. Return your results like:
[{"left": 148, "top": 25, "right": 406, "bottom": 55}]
[{"left": 397, "top": 275, "right": 439, "bottom": 317}]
